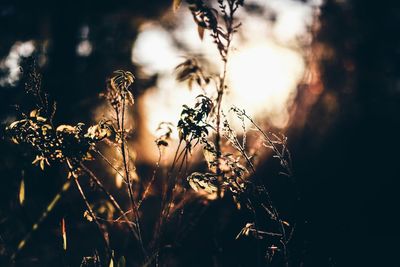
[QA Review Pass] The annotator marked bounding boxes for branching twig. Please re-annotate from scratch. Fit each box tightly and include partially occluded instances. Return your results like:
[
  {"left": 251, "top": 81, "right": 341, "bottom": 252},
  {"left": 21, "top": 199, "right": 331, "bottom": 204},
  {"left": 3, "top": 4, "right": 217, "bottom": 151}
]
[
  {"left": 80, "top": 163, "right": 139, "bottom": 240},
  {"left": 73, "top": 177, "right": 113, "bottom": 262}
]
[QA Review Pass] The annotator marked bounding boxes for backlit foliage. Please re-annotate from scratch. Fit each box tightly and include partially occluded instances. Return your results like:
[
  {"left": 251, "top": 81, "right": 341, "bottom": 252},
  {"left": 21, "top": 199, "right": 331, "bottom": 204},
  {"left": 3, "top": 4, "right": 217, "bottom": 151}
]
[
  {"left": 5, "top": 1, "right": 296, "bottom": 266},
  {"left": 7, "top": 109, "right": 96, "bottom": 178}
]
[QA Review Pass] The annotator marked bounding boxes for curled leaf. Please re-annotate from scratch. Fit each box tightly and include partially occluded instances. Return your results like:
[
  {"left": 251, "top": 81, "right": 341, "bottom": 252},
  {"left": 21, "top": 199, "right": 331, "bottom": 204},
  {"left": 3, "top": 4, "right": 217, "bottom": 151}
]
[
  {"left": 110, "top": 70, "right": 135, "bottom": 91},
  {"left": 187, "top": 172, "right": 218, "bottom": 194},
  {"left": 56, "top": 124, "right": 76, "bottom": 134}
]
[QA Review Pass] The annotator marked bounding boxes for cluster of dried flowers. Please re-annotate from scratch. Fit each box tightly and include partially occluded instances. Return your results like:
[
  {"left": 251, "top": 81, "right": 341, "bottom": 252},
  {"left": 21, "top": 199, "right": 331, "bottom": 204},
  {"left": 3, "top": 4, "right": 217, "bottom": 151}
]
[{"left": 6, "top": 109, "right": 112, "bottom": 178}]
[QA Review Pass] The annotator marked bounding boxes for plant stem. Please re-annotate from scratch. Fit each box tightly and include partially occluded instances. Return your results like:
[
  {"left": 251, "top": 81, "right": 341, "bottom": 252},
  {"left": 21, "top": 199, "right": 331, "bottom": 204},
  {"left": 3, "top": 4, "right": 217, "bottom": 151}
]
[
  {"left": 119, "top": 97, "right": 147, "bottom": 259},
  {"left": 138, "top": 147, "right": 162, "bottom": 209},
  {"left": 215, "top": 1, "right": 236, "bottom": 198},
  {"left": 73, "top": 178, "right": 114, "bottom": 263},
  {"left": 243, "top": 111, "right": 293, "bottom": 177},
  {"left": 10, "top": 179, "right": 72, "bottom": 263},
  {"left": 79, "top": 163, "right": 139, "bottom": 240}
]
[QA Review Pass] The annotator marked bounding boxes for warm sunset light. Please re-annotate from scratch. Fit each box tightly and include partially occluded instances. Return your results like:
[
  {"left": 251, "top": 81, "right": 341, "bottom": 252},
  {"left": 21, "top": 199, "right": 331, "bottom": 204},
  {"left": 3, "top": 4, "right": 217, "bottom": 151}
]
[
  {"left": 228, "top": 41, "right": 305, "bottom": 128},
  {"left": 4, "top": 0, "right": 392, "bottom": 266},
  {"left": 127, "top": 1, "right": 314, "bottom": 168}
]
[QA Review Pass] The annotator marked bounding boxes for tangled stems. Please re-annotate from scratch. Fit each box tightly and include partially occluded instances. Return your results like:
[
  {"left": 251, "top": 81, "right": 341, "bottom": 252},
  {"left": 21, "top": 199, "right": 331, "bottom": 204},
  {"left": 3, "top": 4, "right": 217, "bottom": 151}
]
[
  {"left": 214, "top": 0, "right": 240, "bottom": 198},
  {"left": 111, "top": 76, "right": 147, "bottom": 261},
  {"left": 73, "top": 177, "right": 114, "bottom": 262},
  {"left": 6, "top": 1, "right": 297, "bottom": 264},
  {"left": 79, "top": 163, "right": 139, "bottom": 240}
]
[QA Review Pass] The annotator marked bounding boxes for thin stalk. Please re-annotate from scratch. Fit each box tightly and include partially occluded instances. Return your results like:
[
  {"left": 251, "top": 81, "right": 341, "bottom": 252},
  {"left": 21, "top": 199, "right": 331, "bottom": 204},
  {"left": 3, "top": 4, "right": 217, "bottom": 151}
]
[
  {"left": 243, "top": 112, "right": 293, "bottom": 177},
  {"left": 138, "top": 147, "right": 162, "bottom": 209},
  {"left": 165, "top": 148, "right": 189, "bottom": 220},
  {"left": 225, "top": 115, "right": 290, "bottom": 265},
  {"left": 215, "top": 1, "right": 235, "bottom": 198},
  {"left": 159, "top": 140, "right": 182, "bottom": 223},
  {"left": 10, "top": 179, "right": 72, "bottom": 262},
  {"left": 94, "top": 149, "right": 126, "bottom": 184},
  {"left": 73, "top": 178, "right": 113, "bottom": 262},
  {"left": 240, "top": 114, "right": 292, "bottom": 265},
  {"left": 153, "top": 140, "right": 186, "bottom": 260},
  {"left": 119, "top": 97, "right": 147, "bottom": 259},
  {"left": 215, "top": 60, "right": 227, "bottom": 198},
  {"left": 79, "top": 163, "right": 139, "bottom": 240}
]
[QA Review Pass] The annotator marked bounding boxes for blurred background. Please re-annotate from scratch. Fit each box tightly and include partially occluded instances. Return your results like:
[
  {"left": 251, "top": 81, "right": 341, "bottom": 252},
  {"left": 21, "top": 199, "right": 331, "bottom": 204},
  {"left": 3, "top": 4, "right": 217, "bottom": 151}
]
[{"left": 0, "top": 0, "right": 399, "bottom": 266}]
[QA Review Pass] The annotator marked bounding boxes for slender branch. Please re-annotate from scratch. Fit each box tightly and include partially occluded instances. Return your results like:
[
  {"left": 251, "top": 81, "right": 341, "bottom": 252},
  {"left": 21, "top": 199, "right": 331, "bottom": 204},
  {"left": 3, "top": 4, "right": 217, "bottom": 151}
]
[
  {"left": 241, "top": 110, "right": 293, "bottom": 177},
  {"left": 138, "top": 147, "right": 163, "bottom": 209},
  {"left": 215, "top": 1, "right": 236, "bottom": 198},
  {"left": 119, "top": 97, "right": 147, "bottom": 259},
  {"left": 225, "top": 110, "right": 291, "bottom": 265},
  {"left": 73, "top": 178, "right": 113, "bottom": 262},
  {"left": 79, "top": 163, "right": 139, "bottom": 240},
  {"left": 94, "top": 149, "right": 126, "bottom": 184},
  {"left": 215, "top": 52, "right": 228, "bottom": 198}
]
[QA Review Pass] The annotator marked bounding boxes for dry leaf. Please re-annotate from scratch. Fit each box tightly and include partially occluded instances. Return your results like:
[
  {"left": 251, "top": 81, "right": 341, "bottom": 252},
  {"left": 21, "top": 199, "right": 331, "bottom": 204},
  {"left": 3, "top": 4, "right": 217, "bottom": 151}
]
[
  {"left": 19, "top": 178, "right": 25, "bottom": 206},
  {"left": 40, "top": 159, "right": 45, "bottom": 171},
  {"left": 61, "top": 218, "right": 67, "bottom": 251}
]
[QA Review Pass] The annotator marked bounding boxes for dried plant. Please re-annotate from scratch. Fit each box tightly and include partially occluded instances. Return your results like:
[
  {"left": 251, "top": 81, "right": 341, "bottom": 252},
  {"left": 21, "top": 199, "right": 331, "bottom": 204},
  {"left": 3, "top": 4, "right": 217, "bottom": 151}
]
[
  {"left": 4, "top": 1, "right": 297, "bottom": 266},
  {"left": 7, "top": 110, "right": 94, "bottom": 178},
  {"left": 172, "top": 1, "right": 295, "bottom": 265}
]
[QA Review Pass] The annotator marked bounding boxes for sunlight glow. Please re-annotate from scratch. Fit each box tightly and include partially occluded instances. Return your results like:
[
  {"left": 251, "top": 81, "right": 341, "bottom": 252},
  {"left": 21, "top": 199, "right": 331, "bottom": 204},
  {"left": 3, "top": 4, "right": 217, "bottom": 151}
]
[
  {"left": 227, "top": 41, "right": 304, "bottom": 128},
  {"left": 131, "top": 24, "right": 181, "bottom": 74},
  {"left": 265, "top": 0, "right": 316, "bottom": 43},
  {"left": 141, "top": 79, "right": 208, "bottom": 140},
  {"left": 129, "top": 0, "right": 320, "bottom": 156}
]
